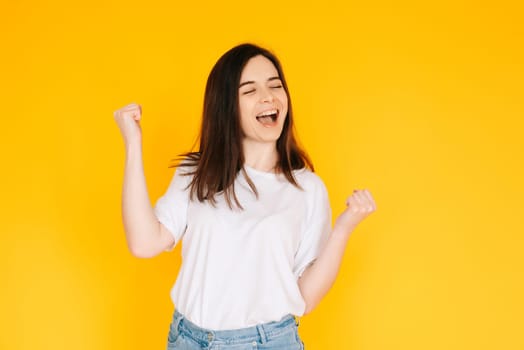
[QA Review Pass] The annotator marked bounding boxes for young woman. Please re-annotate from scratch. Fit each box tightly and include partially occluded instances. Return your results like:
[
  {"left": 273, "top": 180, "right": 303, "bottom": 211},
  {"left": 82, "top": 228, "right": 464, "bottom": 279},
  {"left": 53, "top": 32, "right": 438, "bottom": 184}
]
[{"left": 114, "top": 43, "right": 376, "bottom": 349}]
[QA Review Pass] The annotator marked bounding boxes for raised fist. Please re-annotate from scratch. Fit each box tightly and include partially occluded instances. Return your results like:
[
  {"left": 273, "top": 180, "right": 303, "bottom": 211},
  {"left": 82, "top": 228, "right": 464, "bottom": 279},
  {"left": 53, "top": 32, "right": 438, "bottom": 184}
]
[
  {"left": 113, "top": 103, "right": 143, "bottom": 145},
  {"left": 334, "top": 189, "right": 377, "bottom": 235}
]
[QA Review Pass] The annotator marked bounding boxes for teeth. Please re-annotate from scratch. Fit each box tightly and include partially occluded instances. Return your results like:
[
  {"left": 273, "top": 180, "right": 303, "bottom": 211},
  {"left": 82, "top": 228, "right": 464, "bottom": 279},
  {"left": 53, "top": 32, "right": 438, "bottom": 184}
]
[{"left": 257, "top": 109, "right": 278, "bottom": 117}]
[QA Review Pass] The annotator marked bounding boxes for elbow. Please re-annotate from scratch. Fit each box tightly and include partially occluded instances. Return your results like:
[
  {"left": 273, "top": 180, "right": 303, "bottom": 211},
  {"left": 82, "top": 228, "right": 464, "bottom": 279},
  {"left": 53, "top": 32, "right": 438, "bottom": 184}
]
[
  {"left": 128, "top": 242, "right": 157, "bottom": 259},
  {"left": 298, "top": 280, "right": 315, "bottom": 315},
  {"left": 124, "top": 221, "right": 166, "bottom": 258},
  {"left": 302, "top": 301, "right": 317, "bottom": 316},
  {"left": 298, "top": 276, "right": 318, "bottom": 315}
]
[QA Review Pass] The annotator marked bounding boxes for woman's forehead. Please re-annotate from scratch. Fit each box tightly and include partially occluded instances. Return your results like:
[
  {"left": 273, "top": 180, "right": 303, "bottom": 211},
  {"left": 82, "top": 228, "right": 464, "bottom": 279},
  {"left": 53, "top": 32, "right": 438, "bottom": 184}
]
[{"left": 240, "top": 55, "right": 279, "bottom": 81}]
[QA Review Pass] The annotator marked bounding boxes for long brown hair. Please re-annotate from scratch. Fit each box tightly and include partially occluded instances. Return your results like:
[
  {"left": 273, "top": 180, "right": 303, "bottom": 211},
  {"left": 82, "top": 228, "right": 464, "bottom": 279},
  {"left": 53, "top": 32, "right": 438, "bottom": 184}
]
[{"left": 171, "top": 43, "right": 313, "bottom": 209}]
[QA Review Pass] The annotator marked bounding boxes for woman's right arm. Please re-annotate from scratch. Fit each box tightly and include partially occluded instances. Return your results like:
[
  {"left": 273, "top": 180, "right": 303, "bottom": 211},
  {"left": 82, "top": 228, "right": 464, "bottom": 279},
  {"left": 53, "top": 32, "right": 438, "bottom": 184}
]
[{"left": 114, "top": 103, "right": 175, "bottom": 258}]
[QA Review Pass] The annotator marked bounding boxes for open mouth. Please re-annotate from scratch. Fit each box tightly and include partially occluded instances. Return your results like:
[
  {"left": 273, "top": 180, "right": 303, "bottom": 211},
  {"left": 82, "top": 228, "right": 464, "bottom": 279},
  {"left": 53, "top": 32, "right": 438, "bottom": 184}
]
[{"left": 255, "top": 109, "right": 279, "bottom": 125}]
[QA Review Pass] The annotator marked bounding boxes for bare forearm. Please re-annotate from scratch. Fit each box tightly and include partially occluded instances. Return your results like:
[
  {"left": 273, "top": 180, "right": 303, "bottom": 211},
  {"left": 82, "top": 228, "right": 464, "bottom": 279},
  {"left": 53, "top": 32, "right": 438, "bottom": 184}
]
[
  {"left": 298, "top": 226, "right": 352, "bottom": 314},
  {"left": 121, "top": 141, "right": 162, "bottom": 257},
  {"left": 298, "top": 188, "right": 377, "bottom": 314}
]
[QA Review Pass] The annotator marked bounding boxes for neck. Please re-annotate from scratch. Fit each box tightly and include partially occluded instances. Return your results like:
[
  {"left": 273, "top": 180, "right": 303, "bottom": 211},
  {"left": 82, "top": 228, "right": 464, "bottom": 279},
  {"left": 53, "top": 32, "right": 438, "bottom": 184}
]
[{"left": 242, "top": 140, "right": 279, "bottom": 173}]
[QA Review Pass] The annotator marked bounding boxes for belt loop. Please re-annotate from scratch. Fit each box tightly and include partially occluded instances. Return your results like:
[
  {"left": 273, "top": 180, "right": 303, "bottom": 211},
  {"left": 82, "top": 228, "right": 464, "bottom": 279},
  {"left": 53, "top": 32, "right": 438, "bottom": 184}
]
[
  {"left": 173, "top": 310, "right": 184, "bottom": 336},
  {"left": 256, "top": 324, "right": 268, "bottom": 344}
]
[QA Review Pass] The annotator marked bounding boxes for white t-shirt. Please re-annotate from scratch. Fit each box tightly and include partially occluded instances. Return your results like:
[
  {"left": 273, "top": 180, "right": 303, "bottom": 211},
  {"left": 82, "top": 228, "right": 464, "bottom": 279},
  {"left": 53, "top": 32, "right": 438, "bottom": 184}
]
[{"left": 154, "top": 164, "right": 331, "bottom": 330}]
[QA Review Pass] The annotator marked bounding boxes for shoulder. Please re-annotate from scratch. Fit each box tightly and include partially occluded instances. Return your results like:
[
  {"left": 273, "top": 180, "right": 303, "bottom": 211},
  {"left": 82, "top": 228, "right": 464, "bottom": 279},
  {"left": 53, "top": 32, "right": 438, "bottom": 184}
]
[
  {"left": 293, "top": 168, "right": 328, "bottom": 195},
  {"left": 176, "top": 163, "right": 196, "bottom": 177},
  {"left": 293, "top": 168, "right": 331, "bottom": 217},
  {"left": 166, "top": 159, "right": 198, "bottom": 189},
  {"left": 174, "top": 155, "right": 199, "bottom": 177}
]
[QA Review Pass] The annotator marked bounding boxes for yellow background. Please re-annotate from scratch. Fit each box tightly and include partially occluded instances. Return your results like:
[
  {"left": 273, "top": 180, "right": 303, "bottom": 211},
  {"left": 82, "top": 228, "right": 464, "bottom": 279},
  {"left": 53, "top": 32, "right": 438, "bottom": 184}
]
[{"left": 1, "top": 0, "right": 523, "bottom": 349}]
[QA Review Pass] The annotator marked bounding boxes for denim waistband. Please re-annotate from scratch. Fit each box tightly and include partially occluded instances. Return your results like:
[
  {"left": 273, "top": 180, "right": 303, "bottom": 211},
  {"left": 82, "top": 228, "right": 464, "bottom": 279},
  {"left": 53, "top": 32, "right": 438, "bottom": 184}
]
[{"left": 172, "top": 310, "right": 298, "bottom": 346}]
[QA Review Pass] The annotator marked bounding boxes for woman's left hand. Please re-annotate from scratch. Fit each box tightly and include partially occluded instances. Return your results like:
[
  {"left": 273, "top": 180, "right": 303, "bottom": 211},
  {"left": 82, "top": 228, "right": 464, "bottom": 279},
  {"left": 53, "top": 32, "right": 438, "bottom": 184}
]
[{"left": 334, "top": 189, "right": 377, "bottom": 236}]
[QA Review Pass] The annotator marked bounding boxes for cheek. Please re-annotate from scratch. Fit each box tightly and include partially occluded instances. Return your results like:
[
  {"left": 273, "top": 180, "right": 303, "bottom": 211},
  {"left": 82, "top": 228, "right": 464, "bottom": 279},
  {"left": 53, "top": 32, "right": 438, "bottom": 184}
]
[
  {"left": 238, "top": 102, "right": 255, "bottom": 134},
  {"left": 281, "top": 99, "right": 289, "bottom": 116},
  {"left": 238, "top": 101, "right": 250, "bottom": 121},
  {"left": 279, "top": 93, "right": 289, "bottom": 110}
]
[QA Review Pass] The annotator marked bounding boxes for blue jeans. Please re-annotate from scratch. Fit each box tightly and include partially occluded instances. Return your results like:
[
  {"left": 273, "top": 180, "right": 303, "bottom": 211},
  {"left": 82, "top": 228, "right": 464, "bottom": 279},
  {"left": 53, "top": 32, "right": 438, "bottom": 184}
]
[{"left": 167, "top": 310, "right": 305, "bottom": 349}]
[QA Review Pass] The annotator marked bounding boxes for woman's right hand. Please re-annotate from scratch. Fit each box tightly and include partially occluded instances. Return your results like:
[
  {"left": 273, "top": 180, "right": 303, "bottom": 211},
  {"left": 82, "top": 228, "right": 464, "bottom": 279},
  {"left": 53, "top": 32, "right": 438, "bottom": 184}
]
[{"left": 113, "top": 103, "right": 143, "bottom": 145}]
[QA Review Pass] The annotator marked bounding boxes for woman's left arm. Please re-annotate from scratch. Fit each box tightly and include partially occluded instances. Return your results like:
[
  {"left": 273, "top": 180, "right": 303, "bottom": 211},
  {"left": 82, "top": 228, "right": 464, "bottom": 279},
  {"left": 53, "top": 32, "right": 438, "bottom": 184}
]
[{"left": 298, "top": 189, "right": 377, "bottom": 314}]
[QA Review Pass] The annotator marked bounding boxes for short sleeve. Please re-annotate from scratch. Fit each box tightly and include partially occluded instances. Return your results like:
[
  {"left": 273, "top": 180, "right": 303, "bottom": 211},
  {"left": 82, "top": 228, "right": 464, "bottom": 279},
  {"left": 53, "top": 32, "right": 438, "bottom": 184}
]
[
  {"left": 153, "top": 167, "right": 192, "bottom": 248},
  {"left": 293, "top": 175, "right": 332, "bottom": 279}
]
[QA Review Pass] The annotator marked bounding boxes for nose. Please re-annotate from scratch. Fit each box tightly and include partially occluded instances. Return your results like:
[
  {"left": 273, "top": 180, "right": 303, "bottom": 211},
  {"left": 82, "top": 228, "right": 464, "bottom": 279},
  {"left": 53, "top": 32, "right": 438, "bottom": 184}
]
[{"left": 259, "top": 87, "right": 275, "bottom": 103}]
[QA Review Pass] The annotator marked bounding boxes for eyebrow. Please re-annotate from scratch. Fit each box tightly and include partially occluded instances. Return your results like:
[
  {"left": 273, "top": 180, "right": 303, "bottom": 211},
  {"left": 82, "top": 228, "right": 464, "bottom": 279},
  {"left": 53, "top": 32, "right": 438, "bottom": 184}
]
[{"left": 239, "top": 76, "right": 281, "bottom": 88}]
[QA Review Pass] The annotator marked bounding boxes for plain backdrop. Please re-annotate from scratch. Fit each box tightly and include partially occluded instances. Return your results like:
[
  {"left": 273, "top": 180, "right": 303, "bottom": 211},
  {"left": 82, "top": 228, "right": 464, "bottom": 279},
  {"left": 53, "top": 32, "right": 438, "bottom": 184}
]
[{"left": 1, "top": 0, "right": 523, "bottom": 349}]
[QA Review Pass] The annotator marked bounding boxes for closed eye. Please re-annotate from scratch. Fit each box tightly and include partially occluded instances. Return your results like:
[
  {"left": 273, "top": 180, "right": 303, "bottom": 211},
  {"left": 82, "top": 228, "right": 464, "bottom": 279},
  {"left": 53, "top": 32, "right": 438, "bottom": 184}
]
[
  {"left": 270, "top": 85, "right": 283, "bottom": 89},
  {"left": 242, "top": 89, "right": 256, "bottom": 95}
]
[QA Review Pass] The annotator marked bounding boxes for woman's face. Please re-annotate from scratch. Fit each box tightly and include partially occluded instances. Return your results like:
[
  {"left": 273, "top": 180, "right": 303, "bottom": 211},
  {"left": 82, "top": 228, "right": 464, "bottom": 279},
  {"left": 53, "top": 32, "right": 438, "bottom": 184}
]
[{"left": 238, "top": 55, "right": 288, "bottom": 147}]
